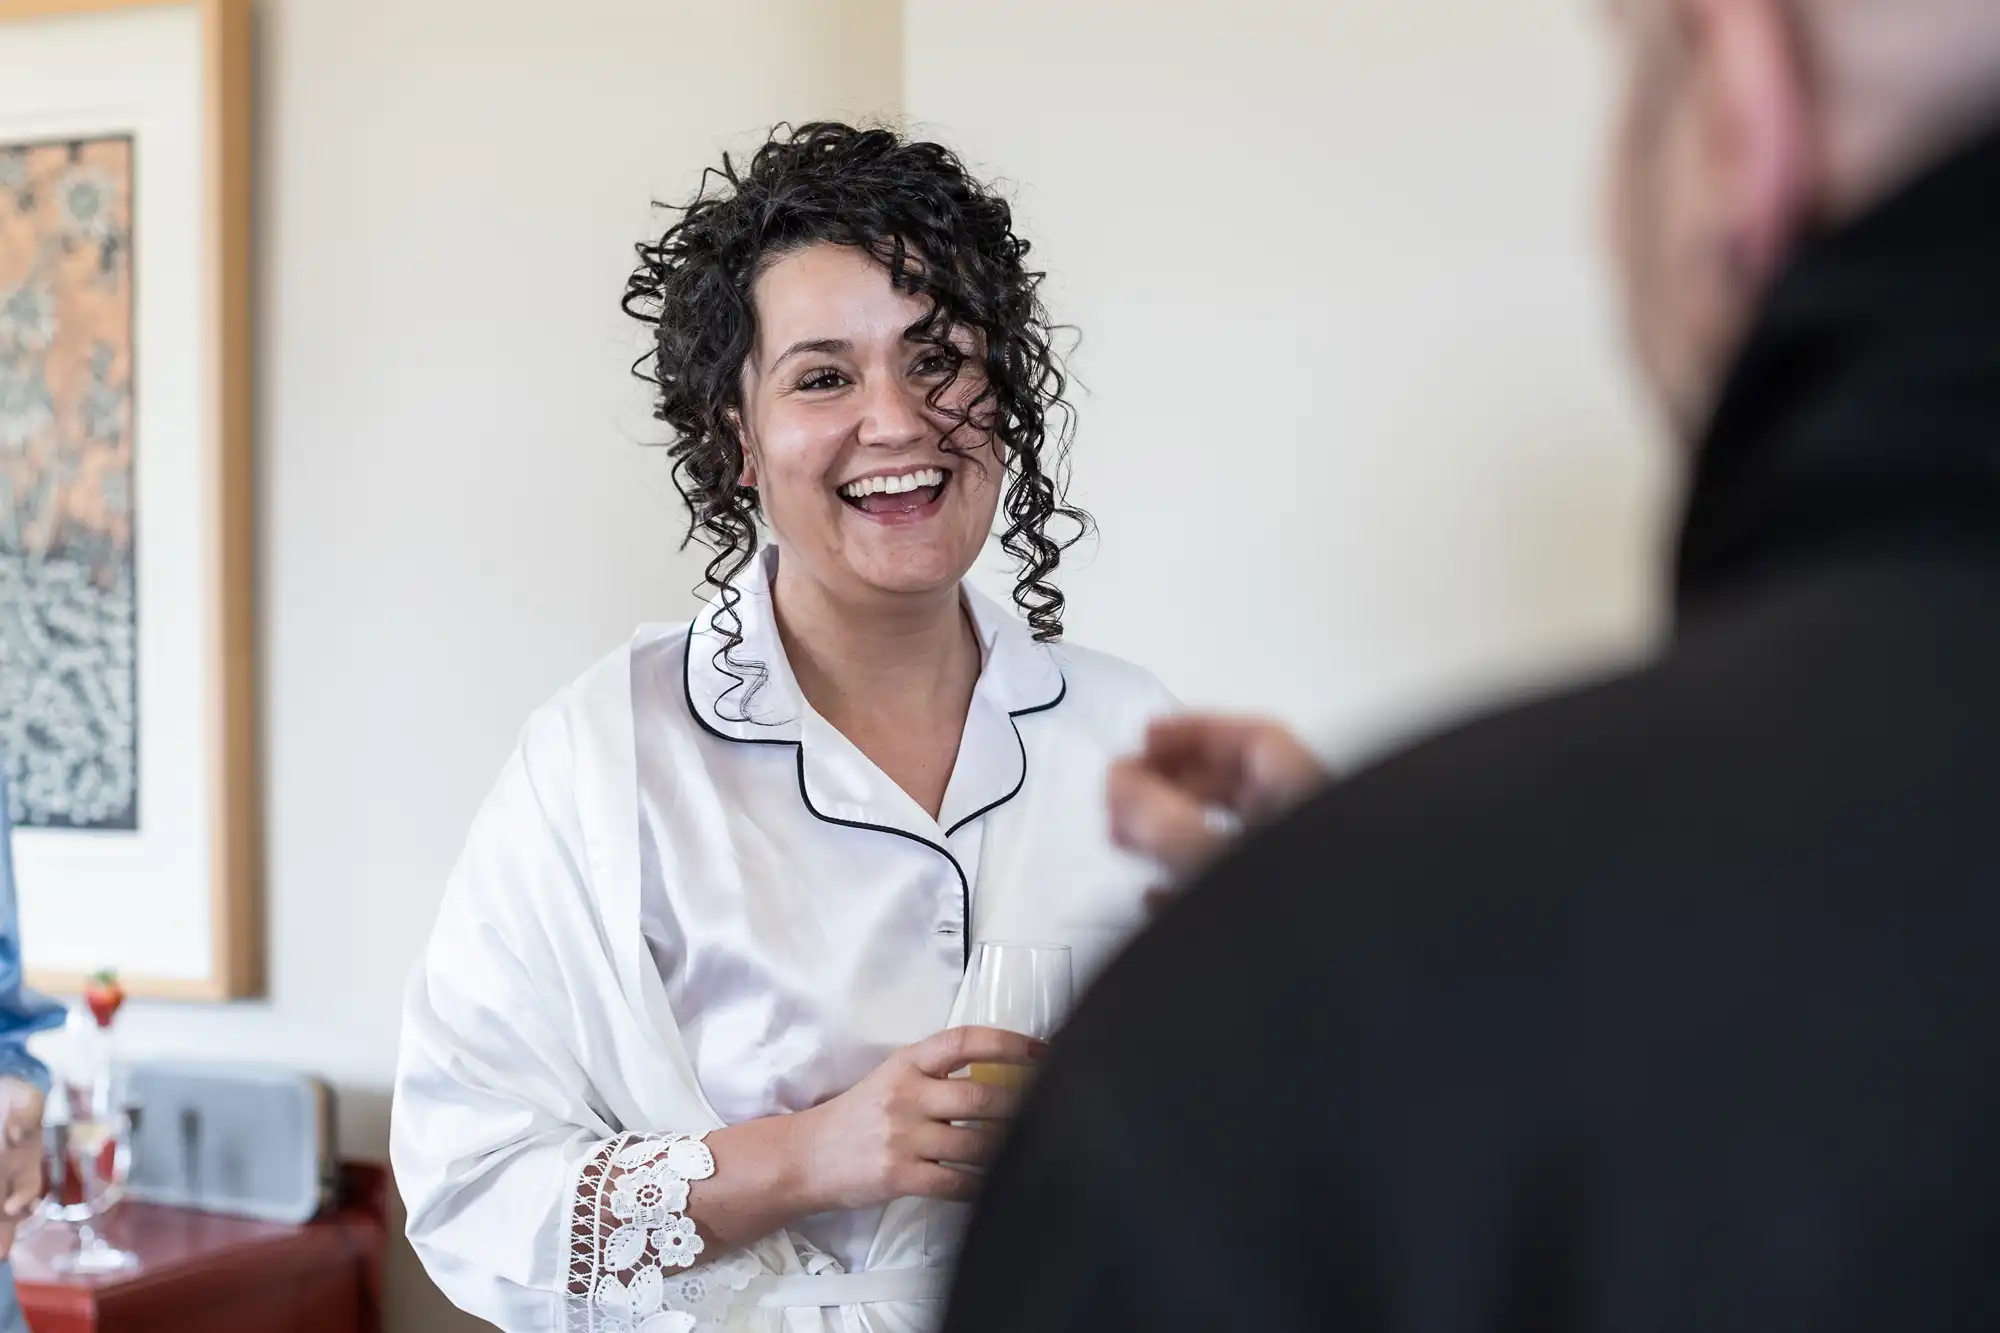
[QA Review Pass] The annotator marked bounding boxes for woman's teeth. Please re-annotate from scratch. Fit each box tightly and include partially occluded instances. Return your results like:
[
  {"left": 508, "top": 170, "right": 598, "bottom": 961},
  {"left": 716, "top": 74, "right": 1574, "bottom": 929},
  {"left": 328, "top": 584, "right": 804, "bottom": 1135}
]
[{"left": 838, "top": 467, "right": 947, "bottom": 499}]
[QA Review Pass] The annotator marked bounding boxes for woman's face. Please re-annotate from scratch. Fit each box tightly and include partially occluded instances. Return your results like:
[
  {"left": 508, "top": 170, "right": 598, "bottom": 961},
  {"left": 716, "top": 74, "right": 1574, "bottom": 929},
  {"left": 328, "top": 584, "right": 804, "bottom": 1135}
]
[{"left": 738, "top": 242, "right": 999, "bottom": 612}]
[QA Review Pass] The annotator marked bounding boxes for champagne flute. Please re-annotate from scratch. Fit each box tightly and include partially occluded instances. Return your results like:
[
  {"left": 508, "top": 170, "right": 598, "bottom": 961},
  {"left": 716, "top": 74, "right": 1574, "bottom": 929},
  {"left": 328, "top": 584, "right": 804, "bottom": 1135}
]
[
  {"left": 27, "top": 1015, "right": 140, "bottom": 1274},
  {"left": 46, "top": 1105, "right": 138, "bottom": 1274},
  {"left": 952, "top": 941, "right": 1073, "bottom": 1090}
]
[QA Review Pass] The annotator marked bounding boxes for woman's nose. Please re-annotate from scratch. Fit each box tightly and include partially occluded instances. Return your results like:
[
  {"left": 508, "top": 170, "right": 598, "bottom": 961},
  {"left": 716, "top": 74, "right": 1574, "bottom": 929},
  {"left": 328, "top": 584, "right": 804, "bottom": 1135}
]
[{"left": 856, "top": 376, "right": 931, "bottom": 448}]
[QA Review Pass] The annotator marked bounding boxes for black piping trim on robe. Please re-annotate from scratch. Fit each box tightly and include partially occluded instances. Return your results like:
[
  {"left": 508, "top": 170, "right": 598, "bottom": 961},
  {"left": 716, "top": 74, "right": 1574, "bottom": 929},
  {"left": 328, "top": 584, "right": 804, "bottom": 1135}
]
[{"left": 680, "top": 618, "right": 1067, "bottom": 968}]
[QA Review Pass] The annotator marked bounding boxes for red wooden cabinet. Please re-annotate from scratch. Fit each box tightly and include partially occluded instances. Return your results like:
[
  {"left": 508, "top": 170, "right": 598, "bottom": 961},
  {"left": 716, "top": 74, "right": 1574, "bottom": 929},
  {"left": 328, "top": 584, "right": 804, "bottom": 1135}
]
[{"left": 12, "top": 1163, "right": 387, "bottom": 1333}]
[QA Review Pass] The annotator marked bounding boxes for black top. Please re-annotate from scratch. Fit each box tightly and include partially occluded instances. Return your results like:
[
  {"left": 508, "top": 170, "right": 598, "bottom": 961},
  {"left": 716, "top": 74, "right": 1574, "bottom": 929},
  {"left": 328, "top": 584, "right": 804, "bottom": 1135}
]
[{"left": 943, "top": 122, "right": 2000, "bottom": 1333}]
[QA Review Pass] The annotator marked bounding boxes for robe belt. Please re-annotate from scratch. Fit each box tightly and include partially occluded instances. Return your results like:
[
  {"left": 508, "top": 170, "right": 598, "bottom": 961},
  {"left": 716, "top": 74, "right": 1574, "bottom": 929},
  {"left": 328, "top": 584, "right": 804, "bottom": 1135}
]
[{"left": 744, "top": 1267, "right": 948, "bottom": 1308}]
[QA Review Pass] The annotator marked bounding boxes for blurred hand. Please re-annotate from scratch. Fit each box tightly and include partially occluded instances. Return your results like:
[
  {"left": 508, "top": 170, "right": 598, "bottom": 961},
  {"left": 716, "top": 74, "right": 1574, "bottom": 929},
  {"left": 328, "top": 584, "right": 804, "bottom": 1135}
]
[
  {"left": 1110, "top": 714, "right": 1328, "bottom": 882},
  {"left": 793, "top": 1026, "right": 1043, "bottom": 1211},
  {"left": 0, "top": 1076, "right": 45, "bottom": 1258}
]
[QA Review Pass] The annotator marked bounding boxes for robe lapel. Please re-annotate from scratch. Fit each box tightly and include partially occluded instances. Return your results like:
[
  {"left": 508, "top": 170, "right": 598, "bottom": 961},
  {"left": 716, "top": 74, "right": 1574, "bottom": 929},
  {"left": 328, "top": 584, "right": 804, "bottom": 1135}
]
[
  {"left": 573, "top": 637, "right": 724, "bottom": 1129},
  {"left": 680, "top": 551, "right": 1069, "bottom": 968}
]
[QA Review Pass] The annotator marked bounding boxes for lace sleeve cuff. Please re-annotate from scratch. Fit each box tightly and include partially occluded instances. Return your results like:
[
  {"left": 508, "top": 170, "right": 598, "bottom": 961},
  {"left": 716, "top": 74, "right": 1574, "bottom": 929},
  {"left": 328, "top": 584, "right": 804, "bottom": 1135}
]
[{"left": 568, "top": 1131, "right": 754, "bottom": 1331}]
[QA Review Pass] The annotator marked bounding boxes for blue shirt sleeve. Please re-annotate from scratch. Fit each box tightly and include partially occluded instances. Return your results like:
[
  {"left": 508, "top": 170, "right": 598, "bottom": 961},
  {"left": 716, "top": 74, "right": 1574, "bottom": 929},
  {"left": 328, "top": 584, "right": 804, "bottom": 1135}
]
[{"left": 0, "top": 761, "right": 68, "bottom": 1092}]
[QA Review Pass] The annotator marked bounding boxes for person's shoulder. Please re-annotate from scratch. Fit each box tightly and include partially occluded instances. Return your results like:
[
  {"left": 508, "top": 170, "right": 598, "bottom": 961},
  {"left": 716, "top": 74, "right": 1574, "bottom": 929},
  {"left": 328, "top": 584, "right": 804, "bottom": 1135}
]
[
  {"left": 1117, "top": 599, "right": 1913, "bottom": 998},
  {"left": 1050, "top": 636, "right": 1173, "bottom": 694},
  {"left": 1045, "top": 636, "right": 1179, "bottom": 734},
  {"left": 1102, "top": 655, "right": 1698, "bottom": 986},
  {"left": 1245, "top": 651, "right": 1708, "bottom": 878},
  {"left": 1307, "top": 550, "right": 2000, "bottom": 850},
  {"left": 513, "top": 622, "right": 696, "bottom": 776}
]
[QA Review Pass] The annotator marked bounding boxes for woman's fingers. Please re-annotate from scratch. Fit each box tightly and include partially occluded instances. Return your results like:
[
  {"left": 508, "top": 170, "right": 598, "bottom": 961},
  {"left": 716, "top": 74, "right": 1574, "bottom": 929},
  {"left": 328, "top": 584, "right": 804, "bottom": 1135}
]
[
  {"left": 3, "top": 1179, "right": 37, "bottom": 1219},
  {"left": 914, "top": 1120, "right": 1003, "bottom": 1170},
  {"left": 922, "top": 1073, "right": 1025, "bottom": 1123},
  {"left": 0, "top": 1145, "right": 40, "bottom": 1220},
  {"left": 907, "top": 1026, "right": 1046, "bottom": 1079},
  {"left": 903, "top": 1162, "right": 988, "bottom": 1203},
  {"left": 0, "top": 1080, "right": 43, "bottom": 1150}
]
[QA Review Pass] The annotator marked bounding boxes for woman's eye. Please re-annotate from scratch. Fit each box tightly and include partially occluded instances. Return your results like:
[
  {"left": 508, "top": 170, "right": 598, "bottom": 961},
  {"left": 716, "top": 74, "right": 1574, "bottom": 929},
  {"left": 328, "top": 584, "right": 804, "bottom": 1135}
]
[
  {"left": 796, "top": 368, "right": 849, "bottom": 392},
  {"left": 913, "top": 352, "right": 959, "bottom": 378}
]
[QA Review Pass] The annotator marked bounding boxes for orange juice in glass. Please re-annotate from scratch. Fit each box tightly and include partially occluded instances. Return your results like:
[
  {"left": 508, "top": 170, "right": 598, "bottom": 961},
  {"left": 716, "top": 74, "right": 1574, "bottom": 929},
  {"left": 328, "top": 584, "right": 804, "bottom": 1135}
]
[{"left": 955, "top": 941, "right": 1072, "bottom": 1090}]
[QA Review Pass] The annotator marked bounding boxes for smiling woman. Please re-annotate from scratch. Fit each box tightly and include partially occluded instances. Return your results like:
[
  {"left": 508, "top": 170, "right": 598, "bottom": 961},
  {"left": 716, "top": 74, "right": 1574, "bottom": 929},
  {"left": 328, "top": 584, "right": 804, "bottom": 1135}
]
[{"left": 392, "top": 123, "right": 1179, "bottom": 1333}]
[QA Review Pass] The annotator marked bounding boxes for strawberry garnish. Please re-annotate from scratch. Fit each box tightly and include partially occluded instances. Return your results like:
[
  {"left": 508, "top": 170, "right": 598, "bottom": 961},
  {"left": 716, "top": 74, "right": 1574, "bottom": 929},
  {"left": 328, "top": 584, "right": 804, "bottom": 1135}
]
[{"left": 83, "top": 969, "right": 126, "bottom": 1029}]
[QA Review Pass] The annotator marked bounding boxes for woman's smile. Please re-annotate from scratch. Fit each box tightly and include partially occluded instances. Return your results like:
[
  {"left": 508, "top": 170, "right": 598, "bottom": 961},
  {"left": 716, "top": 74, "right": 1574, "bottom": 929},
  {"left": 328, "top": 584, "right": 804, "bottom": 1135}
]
[{"left": 836, "top": 464, "right": 954, "bottom": 524}]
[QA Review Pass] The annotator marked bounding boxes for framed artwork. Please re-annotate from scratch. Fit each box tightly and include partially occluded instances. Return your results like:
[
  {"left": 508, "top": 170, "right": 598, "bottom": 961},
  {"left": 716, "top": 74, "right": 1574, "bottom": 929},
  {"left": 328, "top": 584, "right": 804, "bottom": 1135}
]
[{"left": 0, "top": 0, "right": 257, "bottom": 999}]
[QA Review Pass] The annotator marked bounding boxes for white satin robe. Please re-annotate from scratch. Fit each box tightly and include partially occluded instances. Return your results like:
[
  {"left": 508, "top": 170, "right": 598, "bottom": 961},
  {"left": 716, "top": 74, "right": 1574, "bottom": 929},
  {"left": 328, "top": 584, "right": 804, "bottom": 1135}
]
[{"left": 392, "top": 550, "right": 1174, "bottom": 1333}]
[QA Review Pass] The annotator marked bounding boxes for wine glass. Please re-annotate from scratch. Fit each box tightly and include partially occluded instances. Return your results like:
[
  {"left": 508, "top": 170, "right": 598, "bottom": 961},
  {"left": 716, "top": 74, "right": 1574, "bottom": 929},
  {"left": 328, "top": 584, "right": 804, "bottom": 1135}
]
[
  {"left": 951, "top": 941, "right": 1074, "bottom": 1090},
  {"left": 27, "top": 1017, "right": 140, "bottom": 1274}
]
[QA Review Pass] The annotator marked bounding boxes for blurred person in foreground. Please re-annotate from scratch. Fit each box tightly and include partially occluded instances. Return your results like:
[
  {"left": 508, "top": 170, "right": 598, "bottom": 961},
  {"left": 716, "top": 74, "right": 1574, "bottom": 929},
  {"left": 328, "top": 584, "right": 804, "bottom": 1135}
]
[
  {"left": 0, "top": 766, "right": 67, "bottom": 1331},
  {"left": 946, "top": 0, "right": 2000, "bottom": 1328}
]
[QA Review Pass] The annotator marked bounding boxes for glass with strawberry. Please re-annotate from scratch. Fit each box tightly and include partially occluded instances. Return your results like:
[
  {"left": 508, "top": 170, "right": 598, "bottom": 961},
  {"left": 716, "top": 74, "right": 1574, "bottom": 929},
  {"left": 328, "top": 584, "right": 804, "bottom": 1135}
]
[{"left": 30, "top": 970, "right": 139, "bottom": 1274}]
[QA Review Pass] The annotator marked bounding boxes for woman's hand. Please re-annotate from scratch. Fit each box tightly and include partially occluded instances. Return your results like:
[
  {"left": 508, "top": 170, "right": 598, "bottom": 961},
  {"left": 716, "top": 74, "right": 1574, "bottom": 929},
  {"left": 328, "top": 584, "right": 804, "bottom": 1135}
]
[
  {"left": 791, "top": 1026, "right": 1044, "bottom": 1211},
  {"left": 680, "top": 1027, "right": 1043, "bottom": 1256},
  {"left": 0, "top": 1077, "right": 45, "bottom": 1258}
]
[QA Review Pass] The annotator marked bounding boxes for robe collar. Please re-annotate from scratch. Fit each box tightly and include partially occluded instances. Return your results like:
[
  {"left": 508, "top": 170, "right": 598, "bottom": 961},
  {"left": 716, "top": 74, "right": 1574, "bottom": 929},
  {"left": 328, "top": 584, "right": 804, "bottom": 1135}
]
[{"left": 683, "top": 546, "right": 1066, "bottom": 842}]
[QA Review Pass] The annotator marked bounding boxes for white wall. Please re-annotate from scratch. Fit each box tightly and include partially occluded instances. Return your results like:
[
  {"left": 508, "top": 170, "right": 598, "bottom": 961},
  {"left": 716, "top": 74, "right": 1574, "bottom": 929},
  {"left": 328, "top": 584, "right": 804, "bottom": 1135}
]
[
  {"left": 86, "top": 3, "right": 900, "bottom": 1328},
  {"left": 48, "top": 2, "right": 1675, "bottom": 1329},
  {"left": 912, "top": 0, "right": 1674, "bottom": 762}
]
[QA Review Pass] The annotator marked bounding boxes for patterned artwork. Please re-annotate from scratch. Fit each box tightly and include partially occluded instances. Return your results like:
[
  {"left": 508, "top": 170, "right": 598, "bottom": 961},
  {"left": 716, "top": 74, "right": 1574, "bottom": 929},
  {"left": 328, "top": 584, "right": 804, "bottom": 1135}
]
[{"left": 0, "top": 136, "right": 137, "bottom": 830}]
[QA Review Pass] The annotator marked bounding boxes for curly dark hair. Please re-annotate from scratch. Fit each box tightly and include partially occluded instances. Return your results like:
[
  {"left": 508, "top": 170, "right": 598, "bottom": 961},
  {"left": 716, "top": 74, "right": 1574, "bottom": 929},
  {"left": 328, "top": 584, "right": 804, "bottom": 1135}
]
[{"left": 622, "top": 121, "right": 1088, "bottom": 689}]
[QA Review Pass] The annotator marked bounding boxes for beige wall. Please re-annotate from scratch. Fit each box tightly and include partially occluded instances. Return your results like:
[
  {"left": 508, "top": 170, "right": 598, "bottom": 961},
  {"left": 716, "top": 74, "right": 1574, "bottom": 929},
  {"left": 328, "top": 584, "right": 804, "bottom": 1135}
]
[
  {"left": 74, "top": 2, "right": 1676, "bottom": 1329},
  {"left": 911, "top": 0, "right": 1673, "bottom": 762},
  {"left": 89, "top": 2, "right": 900, "bottom": 1328}
]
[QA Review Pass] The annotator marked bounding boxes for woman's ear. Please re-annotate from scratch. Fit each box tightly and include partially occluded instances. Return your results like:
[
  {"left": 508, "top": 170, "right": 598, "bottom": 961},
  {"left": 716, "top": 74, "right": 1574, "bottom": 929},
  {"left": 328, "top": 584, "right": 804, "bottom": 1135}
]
[{"left": 728, "top": 409, "right": 758, "bottom": 488}]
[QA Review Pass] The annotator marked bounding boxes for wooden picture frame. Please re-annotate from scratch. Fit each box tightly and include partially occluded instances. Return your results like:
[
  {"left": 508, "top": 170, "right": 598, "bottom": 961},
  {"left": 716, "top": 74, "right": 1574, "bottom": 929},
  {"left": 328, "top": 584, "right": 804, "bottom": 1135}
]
[{"left": 1, "top": 0, "right": 258, "bottom": 1000}]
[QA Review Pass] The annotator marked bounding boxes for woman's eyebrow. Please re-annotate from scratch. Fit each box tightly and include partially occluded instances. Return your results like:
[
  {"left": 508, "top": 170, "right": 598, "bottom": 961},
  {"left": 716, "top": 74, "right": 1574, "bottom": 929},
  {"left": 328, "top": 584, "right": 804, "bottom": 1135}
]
[{"left": 772, "top": 336, "right": 851, "bottom": 370}]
